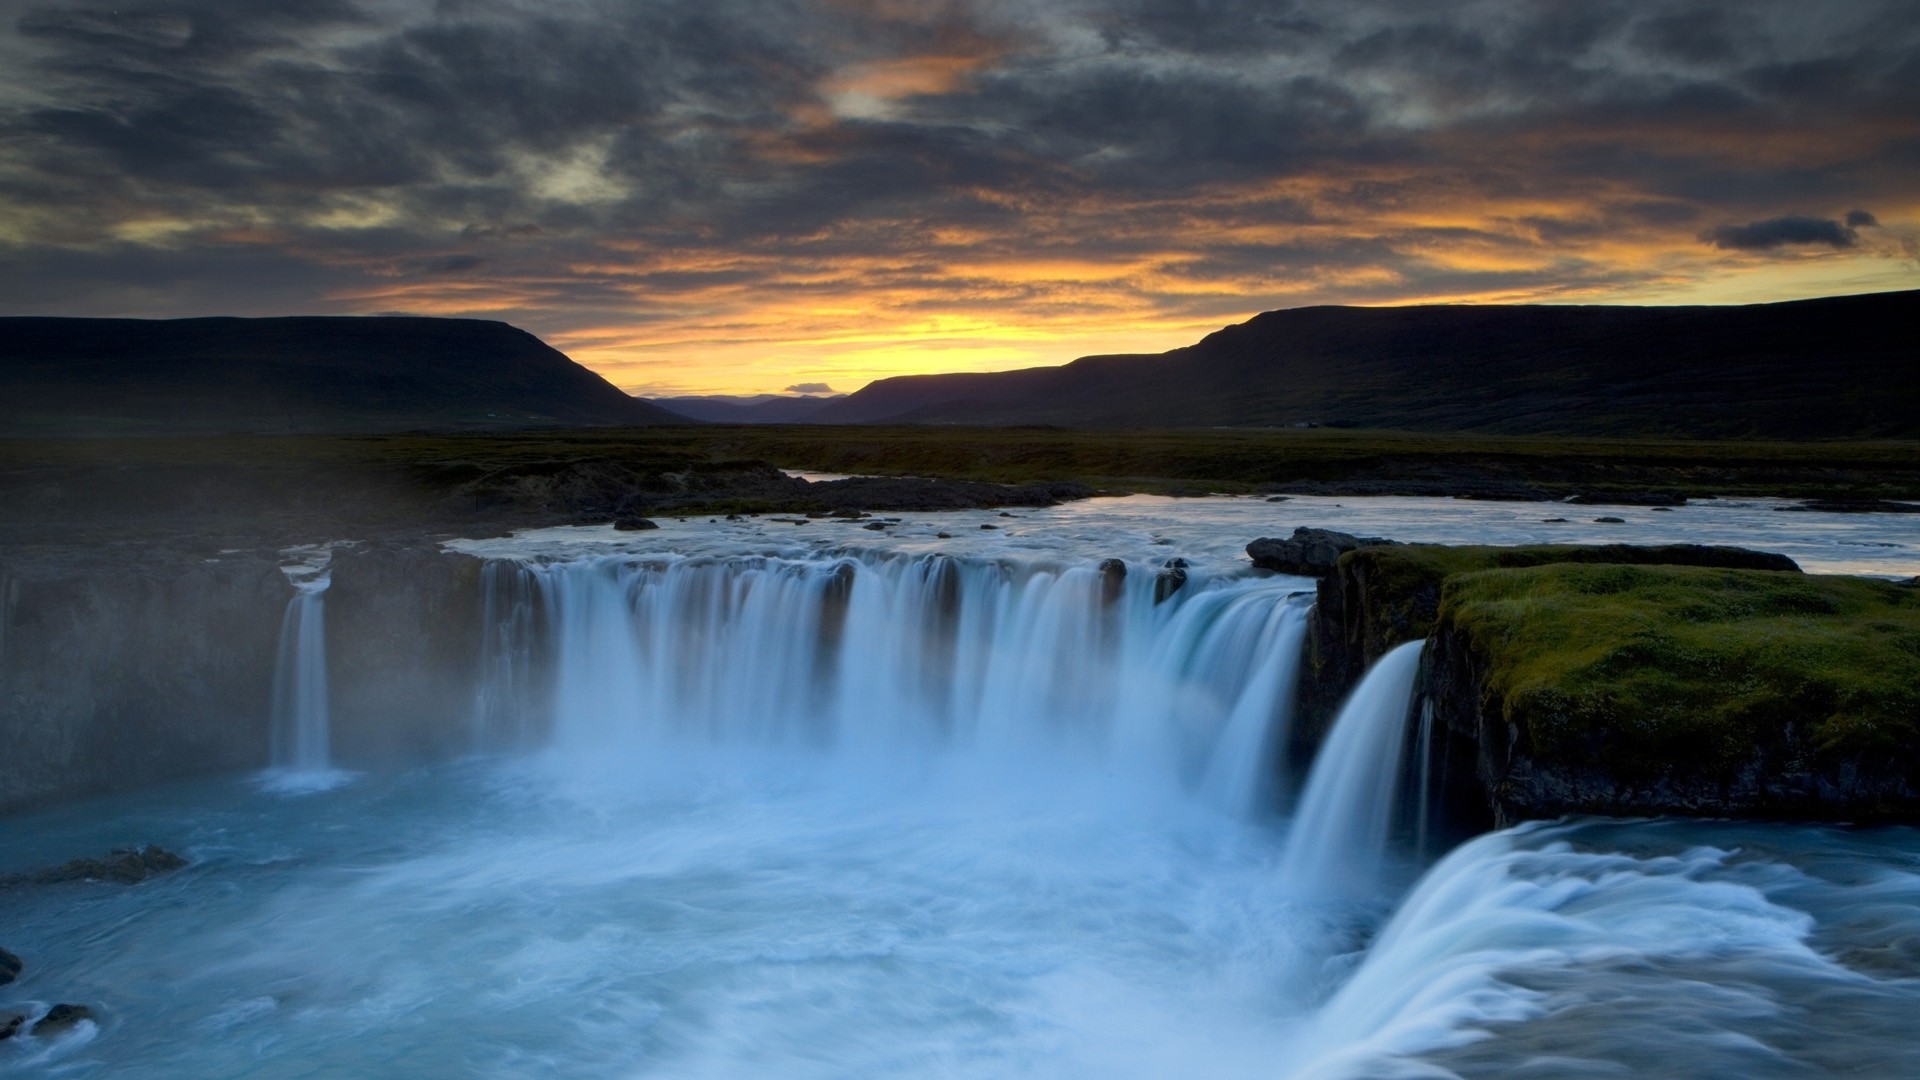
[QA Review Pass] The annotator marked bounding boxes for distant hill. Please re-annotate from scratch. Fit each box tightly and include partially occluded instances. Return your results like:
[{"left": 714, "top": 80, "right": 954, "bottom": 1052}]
[
  {"left": 814, "top": 291, "right": 1920, "bottom": 437},
  {"left": 651, "top": 394, "right": 845, "bottom": 423},
  {"left": 0, "top": 316, "right": 688, "bottom": 436}
]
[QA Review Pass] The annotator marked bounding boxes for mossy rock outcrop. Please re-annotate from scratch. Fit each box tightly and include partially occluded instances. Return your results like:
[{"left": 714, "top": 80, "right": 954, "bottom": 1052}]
[
  {"left": 1431, "top": 564, "right": 1920, "bottom": 823},
  {"left": 1295, "top": 542, "right": 1800, "bottom": 751}
]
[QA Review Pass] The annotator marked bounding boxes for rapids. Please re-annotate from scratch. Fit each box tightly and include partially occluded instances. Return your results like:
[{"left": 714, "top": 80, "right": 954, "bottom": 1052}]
[{"left": 3, "top": 494, "right": 1918, "bottom": 1077}]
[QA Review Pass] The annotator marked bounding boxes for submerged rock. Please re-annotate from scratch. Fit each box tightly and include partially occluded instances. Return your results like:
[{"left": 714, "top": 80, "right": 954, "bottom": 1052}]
[
  {"left": 30, "top": 1004, "right": 94, "bottom": 1036},
  {"left": 1, "top": 1013, "right": 23, "bottom": 1040},
  {"left": 1592, "top": 516, "right": 1626, "bottom": 523},
  {"left": 0, "top": 946, "right": 19, "bottom": 985},
  {"left": 1246, "top": 527, "right": 1399, "bottom": 576},
  {"left": 5, "top": 845, "right": 188, "bottom": 887}
]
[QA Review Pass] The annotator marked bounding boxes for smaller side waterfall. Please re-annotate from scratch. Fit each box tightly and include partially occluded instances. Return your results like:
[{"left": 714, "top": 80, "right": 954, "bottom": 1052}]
[
  {"left": 266, "top": 573, "right": 340, "bottom": 789},
  {"left": 1279, "top": 640, "right": 1426, "bottom": 898}
]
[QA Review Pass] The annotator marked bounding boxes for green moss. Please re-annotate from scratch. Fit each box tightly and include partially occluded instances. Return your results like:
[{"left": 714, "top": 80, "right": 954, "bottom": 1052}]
[
  {"left": 1438, "top": 564, "right": 1920, "bottom": 778},
  {"left": 1337, "top": 542, "right": 1803, "bottom": 651}
]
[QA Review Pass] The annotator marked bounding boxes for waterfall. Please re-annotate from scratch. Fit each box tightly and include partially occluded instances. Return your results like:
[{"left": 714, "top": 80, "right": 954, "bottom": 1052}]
[
  {"left": 471, "top": 553, "right": 1312, "bottom": 811},
  {"left": 268, "top": 574, "right": 335, "bottom": 784},
  {"left": 1198, "top": 598, "right": 1311, "bottom": 816},
  {"left": 1278, "top": 640, "right": 1426, "bottom": 898}
]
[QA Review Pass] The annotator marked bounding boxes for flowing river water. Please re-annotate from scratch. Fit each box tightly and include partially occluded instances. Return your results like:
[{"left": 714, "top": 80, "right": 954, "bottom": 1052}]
[{"left": 3, "top": 494, "right": 1917, "bottom": 1078}]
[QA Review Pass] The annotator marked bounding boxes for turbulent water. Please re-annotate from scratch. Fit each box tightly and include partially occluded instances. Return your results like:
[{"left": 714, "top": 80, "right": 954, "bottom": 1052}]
[{"left": 4, "top": 495, "right": 1918, "bottom": 1078}]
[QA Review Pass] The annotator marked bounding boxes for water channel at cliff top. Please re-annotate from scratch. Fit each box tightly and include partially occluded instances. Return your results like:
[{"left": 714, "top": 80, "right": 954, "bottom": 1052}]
[{"left": 2, "top": 494, "right": 1917, "bottom": 1077}]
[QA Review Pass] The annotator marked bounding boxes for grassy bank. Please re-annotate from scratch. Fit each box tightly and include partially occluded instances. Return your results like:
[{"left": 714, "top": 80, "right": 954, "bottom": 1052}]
[
  {"left": 1438, "top": 564, "right": 1920, "bottom": 778},
  {"left": 5, "top": 424, "right": 1918, "bottom": 495}
]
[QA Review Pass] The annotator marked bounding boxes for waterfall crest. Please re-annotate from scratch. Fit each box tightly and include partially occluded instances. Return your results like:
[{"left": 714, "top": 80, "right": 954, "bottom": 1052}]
[
  {"left": 1279, "top": 640, "right": 1426, "bottom": 898},
  {"left": 471, "top": 553, "right": 1312, "bottom": 811}
]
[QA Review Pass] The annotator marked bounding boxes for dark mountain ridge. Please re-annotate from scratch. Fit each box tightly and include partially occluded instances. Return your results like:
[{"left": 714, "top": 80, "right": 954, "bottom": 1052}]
[
  {"left": 650, "top": 394, "right": 845, "bottom": 423},
  {"left": 815, "top": 290, "right": 1919, "bottom": 437},
  {"left": 0, "top": 315, "right": 686, "bottom": 436}
]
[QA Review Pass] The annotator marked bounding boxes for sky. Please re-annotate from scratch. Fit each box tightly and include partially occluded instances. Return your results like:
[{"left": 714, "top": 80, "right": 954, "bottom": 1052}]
[{"left": 0, "top": 0, "right": 1915, "bottom": 397}]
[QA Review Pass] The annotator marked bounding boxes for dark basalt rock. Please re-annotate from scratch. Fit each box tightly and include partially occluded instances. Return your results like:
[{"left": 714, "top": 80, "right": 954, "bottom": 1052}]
[
  {"left": 1098, "top": 558, "right": 1127, "bottom": 605},
  {"left": 611, "top": 515, "right": 658, "bottom": 531},
  {"left": 1, "top": 1013, "right": 23, "bottom": 1040},
  {"left": 8, "top": 844, "right": 187, "bottom": 886},
  {"left": 1592, "top": 516, "right": 1626, "bottom": 523},
  {"left": 0, "top": 946, "right": 19, "bottom": 985},
  {"left": 1567, "top": 492, "right": 1688, "bottom": 506},
  {"left": 1779, "top": 499, "right": 1920, "bottom": 514},
  {"left": 1153, "top": 558, "right": 1188, "bottom": 604},
  {"left": 806, "top": 476, "right": 1092, "bottom": 513},
  {"left": 30, "top": 1004, "right": 94, "bottom": 1036},
  {"left": 1246, "top": 527, "right": 1399, "bottom": 577}
]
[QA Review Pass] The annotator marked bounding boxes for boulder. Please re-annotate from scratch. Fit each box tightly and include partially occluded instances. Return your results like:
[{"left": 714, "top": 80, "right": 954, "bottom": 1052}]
[
  {"left": 1153, "top": 558, "right": 1189, "bottom": 604},
  {"left": 1097, "top": 558, "right": 1127, "bottom": 605},
  {"left": 611, "top": 515, "right": 658, "bottom": 531},
  {"left": 1246, "top": 527, "right": 1399, "bottom": 576},
  {"left": 30, "top": 1004, "right": 94, "bottom": 1036}
]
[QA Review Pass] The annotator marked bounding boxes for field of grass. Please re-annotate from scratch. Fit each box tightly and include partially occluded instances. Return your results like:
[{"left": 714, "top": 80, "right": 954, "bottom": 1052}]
[
  {"left": 2, "top": 424, "right": 1916, "bottom": 549},
  {"left": 1438, "top": 564, "right": 1920, "bottom": 778},
  {"left": 4, "top": 424, "right": 1917, "bottom": 496}
]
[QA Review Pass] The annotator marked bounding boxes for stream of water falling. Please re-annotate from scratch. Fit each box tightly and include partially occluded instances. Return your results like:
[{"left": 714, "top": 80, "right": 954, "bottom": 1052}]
[
  {"left": 5, "top": 496, "right": 1919, "bottom": 1077},
  {"left": 261, "top": 574, "right": 345, "bottom": 793}
]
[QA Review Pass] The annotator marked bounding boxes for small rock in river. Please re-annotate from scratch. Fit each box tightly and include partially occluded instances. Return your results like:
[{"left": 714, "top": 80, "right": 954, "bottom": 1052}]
[
  {"left": 0, "top": 946, "right": 20, "bottom": 985},
  {"left": 19, "top": 845, "right": 188, "bottom": 886},
  {"left": 1542, "top": 517, "right": 1569, "bottom": 523},
  {"left": 1593, "top": 516, "right": 1626, "bottom": 524},
  {"left": 980, "top": 524, "right": 998, "bottom": 530},
  {"left": 31, "top": 1004, "right": 95, "bottom": 1036}
]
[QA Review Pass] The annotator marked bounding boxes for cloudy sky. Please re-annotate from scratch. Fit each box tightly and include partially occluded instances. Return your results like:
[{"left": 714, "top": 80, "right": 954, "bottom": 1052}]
[{"left": 1, "top": 0, "right": 1915, "bottom": 395}]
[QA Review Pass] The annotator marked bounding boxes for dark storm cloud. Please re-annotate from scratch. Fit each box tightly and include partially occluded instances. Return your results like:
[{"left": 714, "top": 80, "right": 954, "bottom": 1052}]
[
  {"left": 1702, "top": 215, "right": 1860, "bottom": 250},
  {"left": 2, "top": 0, "right": 1917, "bottom": 390},
  {"left": 1847, "top": 209, "right": 1880, "bottom": 228}
]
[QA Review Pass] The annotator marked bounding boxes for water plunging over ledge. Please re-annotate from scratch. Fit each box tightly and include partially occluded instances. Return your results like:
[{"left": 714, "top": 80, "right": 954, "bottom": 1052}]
[
  {"left": 5, "top": 497, "right": 1920, "bottom": 1077},
  {"left": 261, "top": 550, "right": 350, "bottom": 793}
]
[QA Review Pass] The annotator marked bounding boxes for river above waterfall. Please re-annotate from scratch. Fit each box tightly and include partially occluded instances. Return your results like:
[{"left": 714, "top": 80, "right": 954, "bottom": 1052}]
[
  {"left": 4, "top": 494, "right": 1918, "bottom": 1077},
  {"left": 449, "top": 492, "right": 1920, "bottom": 578}
]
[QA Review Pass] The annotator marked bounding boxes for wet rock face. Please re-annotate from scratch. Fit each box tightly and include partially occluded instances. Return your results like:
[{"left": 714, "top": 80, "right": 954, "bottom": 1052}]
[
  {"left": 1426, "top": 619, "right": 1920, "bottom": 826},
  {"left": 1246, "top": 527, "right": 1399, "bottom": 577},
  {"left": 1097, "top": 559, "right": 1127, "bottom": 605},
  {"left": 0, "top": 546, "right": 287, "bottom": 813},
  {"left": 0, "top": 538, "right": 495, "bottom": 813},
  {"left": 1153, "top": 558, "right": 1188, "bottom": 604}
]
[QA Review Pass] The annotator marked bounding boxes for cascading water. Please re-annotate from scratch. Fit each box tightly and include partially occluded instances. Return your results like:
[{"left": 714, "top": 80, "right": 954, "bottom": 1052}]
[
  {"left": 270, "top": 576, "right": 330, "bottom": 770},
  {"left": 1278, "top": 640, "right": 1427, "bottom": 899},
  {"left": 474, "top": 552, "right": 1314, "bottom": 811},
  {"left": 11, "top": 499, "right": 1920, "bottom": 1079}
]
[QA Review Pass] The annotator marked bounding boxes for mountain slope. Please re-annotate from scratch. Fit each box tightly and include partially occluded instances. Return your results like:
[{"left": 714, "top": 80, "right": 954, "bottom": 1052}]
[
  {"left": 814, "top": 291, "right": 1920, "bottom": 437},
  {"left": 650, "top": 395, "right": 845, "bottom": 423},
  {"left": 0, "top": 316, "right": 688, "bottom": 436}
]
